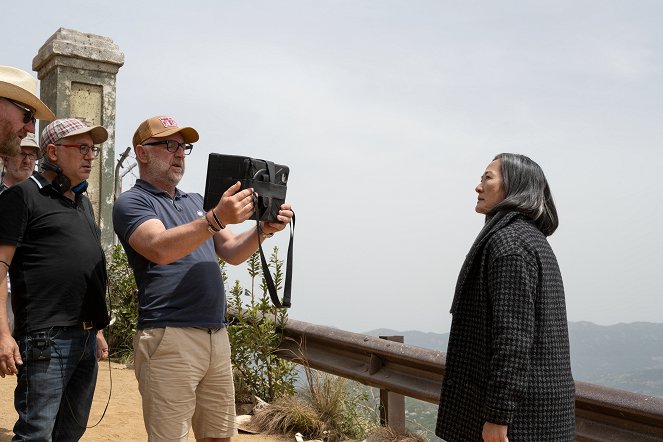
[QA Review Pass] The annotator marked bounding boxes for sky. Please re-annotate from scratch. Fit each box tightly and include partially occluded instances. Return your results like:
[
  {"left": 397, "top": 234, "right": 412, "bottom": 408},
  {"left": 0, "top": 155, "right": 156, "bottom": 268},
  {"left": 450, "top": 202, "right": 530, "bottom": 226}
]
[{"left": 4, "top": 1, "right": 662, "bottom": 334}]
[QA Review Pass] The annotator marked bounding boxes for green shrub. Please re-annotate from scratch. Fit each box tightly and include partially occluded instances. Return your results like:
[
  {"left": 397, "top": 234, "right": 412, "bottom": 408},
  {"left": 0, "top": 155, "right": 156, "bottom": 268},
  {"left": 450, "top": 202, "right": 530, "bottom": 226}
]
[
  {"left": 225, "top": 247, "right": 297, "bottom": 402},
  {"left": 106, "top": 244, "right": 138, "bottom": 365}
]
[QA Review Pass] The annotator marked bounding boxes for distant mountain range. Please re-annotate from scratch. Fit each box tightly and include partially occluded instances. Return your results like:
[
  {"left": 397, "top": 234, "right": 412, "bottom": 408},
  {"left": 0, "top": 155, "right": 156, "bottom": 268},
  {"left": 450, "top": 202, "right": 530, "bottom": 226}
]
[{"left": 365, "top": 321, "right": 663, "bottom": 397}]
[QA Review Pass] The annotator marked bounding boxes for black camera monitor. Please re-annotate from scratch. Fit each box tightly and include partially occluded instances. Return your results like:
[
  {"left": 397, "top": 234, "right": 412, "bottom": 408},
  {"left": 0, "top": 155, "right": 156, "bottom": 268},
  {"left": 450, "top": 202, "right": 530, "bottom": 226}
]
[{"left": 203, "top": 153, "right": 289, "bottom": 223}]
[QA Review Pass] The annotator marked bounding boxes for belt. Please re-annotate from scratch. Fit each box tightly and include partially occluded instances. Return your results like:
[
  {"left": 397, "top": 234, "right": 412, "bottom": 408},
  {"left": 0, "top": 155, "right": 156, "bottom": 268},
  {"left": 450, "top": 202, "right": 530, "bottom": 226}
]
[{"left": 34, "top": 322, "right": 96, "bottom": 333}]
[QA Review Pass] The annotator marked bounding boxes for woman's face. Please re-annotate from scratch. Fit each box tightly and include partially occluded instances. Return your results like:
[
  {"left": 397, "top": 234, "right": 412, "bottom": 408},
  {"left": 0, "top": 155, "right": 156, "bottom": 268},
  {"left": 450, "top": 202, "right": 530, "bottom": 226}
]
[{"left": 475, "top": 159, "right": 506, "bottom": 214}]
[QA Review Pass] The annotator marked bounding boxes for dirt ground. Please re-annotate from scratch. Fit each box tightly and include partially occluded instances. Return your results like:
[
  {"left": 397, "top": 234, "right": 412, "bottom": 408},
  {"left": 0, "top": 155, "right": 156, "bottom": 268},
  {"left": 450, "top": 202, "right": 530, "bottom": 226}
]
[{"left": 0, "top": 362, "right": 292, "bottom": 442}]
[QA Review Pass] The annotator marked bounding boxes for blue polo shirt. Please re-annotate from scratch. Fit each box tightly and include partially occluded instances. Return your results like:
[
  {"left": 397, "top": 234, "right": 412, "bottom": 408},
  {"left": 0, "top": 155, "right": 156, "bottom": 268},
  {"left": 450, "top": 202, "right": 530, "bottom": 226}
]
[{"left": 113, "top": 179, "right": 226, "bottom": 329}]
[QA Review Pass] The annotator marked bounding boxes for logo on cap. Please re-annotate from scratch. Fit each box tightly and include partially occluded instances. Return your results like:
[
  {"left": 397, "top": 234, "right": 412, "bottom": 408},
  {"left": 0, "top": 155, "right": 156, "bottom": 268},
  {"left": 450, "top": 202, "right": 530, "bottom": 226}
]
[{"left": 159, "top": 117, "right": 178, "bottom": 128}]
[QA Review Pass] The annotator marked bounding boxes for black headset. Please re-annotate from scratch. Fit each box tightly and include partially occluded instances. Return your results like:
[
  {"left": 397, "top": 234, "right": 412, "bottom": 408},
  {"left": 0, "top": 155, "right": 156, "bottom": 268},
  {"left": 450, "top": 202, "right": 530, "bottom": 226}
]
[{"left": 41, "top": 161, "right": 88, "bottom": 194}]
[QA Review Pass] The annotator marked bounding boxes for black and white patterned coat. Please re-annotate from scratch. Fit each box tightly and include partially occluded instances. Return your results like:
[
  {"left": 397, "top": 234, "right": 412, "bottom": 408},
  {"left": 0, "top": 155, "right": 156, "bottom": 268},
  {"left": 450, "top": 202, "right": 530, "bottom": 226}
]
[{"left": 436, "top": 211, "right": 575, "bottom": 441}]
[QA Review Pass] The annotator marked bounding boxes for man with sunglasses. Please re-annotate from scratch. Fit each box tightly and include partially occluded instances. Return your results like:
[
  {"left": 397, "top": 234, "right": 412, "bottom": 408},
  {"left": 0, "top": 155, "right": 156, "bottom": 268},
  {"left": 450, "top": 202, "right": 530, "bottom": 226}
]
[
  {"left": 0, "top": 118, "right": 110, "bottom": 441},
  {"left": 0, "top": 65, "right": 54, "bottom": 157},
  {"left": 113, "top": 115, "right": 293, "bottom": 441}
]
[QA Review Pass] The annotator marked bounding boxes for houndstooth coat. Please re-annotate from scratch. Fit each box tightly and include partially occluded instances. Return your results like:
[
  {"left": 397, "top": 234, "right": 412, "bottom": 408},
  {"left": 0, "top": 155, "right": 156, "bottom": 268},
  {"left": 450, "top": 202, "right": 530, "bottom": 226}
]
[{"left": 436, "top": 211, "right": 575, "bottom": 441}]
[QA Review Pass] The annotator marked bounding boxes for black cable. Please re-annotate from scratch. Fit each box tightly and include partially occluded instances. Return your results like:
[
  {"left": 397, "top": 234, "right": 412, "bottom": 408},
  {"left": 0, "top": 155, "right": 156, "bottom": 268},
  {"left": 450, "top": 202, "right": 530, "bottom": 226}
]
[
  {"left": 60, "top": 191, "right": 113, "bottom": 429},
  {"left": 53, "top": 326, "right": 112, "bottom": 429}
]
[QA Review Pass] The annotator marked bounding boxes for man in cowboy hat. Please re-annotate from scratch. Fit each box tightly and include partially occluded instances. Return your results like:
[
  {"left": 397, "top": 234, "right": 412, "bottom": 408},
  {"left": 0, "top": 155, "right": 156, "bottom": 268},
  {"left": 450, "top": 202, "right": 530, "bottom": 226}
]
[
  {"left": 0, "top": 118, "right": 110, "bottom": 441},
  {"left": 0, "top": 66, "right": 54, "bottom": 157}
]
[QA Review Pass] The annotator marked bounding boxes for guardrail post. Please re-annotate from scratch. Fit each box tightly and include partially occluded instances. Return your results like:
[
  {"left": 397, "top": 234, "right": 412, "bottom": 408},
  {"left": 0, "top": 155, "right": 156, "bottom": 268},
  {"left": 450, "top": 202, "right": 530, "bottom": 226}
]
[{"left": 379, "top": 335, "right": 406, "bottom": 431}]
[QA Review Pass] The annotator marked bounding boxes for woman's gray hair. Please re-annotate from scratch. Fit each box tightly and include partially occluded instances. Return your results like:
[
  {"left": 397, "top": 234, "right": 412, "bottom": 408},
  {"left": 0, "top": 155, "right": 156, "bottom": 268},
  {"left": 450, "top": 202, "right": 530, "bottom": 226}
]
[{"left": 489, "top": 153, "right": 559, "bottom": 236}]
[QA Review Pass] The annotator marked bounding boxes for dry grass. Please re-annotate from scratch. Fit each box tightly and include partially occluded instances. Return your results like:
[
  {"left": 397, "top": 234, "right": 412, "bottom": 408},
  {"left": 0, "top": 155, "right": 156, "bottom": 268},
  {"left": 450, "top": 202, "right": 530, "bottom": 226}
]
[
  {"left": 303, "top": 371, "right": 376, "bottom": 441},
  {"left": 364, "top": 426, "right": 428, "bottom": 442},
  {"left": 251, "top": 396, "right": 325, "bottom": 437},
  {"left": 304, "top": 371, "right": 350, "bottom": 422},
  {"left": 251, "top": 370, "right": 377, "bottom": 441}
]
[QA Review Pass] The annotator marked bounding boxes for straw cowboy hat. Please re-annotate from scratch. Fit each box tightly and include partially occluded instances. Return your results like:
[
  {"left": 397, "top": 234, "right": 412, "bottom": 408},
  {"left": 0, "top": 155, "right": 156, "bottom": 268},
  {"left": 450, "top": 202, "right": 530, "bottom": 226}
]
[{"left": 0, "top": 66, "right": 55, "bottom": 120}]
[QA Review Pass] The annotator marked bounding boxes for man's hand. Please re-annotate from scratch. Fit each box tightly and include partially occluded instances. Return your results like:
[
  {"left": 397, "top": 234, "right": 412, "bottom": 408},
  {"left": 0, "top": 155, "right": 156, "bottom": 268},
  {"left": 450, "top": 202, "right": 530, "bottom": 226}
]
[
  {"left": 482, "top": 422, "right": 508, "bottom": 442},
  {"left": 260, "top": 203, "right": 294, "bottom": 235},
  {"left": 96, "top": 330, "right": 109, "bottom": 361},
  {"left": 0, "top": 332, "right": 21, "bottom": 377},
  {"left": 213, "top": 181, "right": 255, "bottom": 225}
]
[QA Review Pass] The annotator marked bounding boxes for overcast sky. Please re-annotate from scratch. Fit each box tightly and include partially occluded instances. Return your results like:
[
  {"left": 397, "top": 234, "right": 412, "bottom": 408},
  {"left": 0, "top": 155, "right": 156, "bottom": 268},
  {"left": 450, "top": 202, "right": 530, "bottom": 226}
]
[{"left": 4, "top": 1, "right": 662, "bottom": 334}]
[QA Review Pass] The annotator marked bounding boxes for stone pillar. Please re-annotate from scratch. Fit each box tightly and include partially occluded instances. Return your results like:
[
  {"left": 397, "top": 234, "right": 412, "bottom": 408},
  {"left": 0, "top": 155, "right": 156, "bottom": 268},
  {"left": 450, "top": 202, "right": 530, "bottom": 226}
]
[{"left": 32, "top": 28, "right": 124, "bottom": 253}]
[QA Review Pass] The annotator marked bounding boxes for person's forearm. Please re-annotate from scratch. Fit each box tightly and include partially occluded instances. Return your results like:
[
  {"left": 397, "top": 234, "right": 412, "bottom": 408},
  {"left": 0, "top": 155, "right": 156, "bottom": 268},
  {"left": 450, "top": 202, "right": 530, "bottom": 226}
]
[
  {"left": 0, "top": 249, "right": 12, "bottom": 336},
  {"left": 129, "top": 217, "right": 214, "bottom": 265},
  {"left": 215, "top": 227, "right": 269, "bottom": 265},
  {"left": 0, "top": 245, "right": 22, "bottom": 376},
  {"left": 0, "top": 276, "right": 10, "bottom": 336}
]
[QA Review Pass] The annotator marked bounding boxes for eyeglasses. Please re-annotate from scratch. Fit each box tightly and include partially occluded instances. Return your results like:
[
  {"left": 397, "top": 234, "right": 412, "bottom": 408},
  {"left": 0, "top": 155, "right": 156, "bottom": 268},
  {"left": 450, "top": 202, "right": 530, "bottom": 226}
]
[
  {"left": 54, "top": 143, "right": 101, "bottom": 158},
  {"left": 18, "top": 151, "right": 41, "bottom": 161},
  {"left": 6, "top": 99, "right": 36, "bottom": 125},
  {"left": 143, "top": 140, "right": 193, "bottom": 156}
]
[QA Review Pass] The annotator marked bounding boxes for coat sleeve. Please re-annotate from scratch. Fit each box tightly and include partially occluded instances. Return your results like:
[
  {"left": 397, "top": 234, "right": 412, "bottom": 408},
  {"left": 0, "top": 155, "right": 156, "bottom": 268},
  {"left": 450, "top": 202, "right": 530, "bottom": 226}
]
[{"left": 483, "top": 252, "right": 537, "bottom": 424}]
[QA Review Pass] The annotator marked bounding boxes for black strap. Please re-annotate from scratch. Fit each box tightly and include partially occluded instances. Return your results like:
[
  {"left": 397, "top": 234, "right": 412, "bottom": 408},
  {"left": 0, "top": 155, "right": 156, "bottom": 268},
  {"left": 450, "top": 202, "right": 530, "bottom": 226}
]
[
  {"left": 255, "top": 204, "right": 294, "bottom": 308},
  {"left": 248, "top": 158, "right": 294, "bottom": 308}
]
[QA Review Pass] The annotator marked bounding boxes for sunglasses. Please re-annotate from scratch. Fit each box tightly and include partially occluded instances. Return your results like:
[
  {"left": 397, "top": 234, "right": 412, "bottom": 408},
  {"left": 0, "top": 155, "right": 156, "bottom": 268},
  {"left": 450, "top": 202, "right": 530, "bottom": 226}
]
[{"left": 6, "top": 99, "right": 36, "bottom": 125}]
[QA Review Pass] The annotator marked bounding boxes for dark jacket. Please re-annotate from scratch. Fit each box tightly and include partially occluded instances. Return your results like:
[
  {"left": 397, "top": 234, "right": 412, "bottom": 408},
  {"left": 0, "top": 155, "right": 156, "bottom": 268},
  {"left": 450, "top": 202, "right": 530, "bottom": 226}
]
[{"left": 436, "top": 211, "right": 575, "bottom": 441}]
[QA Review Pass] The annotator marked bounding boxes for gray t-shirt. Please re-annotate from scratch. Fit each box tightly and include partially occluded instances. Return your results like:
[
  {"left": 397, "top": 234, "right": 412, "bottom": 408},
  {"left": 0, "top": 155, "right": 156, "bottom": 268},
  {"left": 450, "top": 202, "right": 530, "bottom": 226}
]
[{"left": 113, "top": 179, "right": 226, "bottom": 329}]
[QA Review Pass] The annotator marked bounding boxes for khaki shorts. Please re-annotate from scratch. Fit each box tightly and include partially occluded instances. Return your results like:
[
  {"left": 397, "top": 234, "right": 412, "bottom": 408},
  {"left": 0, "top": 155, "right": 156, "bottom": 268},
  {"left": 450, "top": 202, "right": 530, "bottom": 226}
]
[{"left": 134, "top": 327, "right": 236, "bottom": 441}]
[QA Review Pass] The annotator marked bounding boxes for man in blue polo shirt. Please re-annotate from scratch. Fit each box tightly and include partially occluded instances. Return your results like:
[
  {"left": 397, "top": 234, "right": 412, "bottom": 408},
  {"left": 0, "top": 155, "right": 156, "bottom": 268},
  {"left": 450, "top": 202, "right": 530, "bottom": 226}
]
[
  {"left": 113, "top": 115, "right": 293, "bottom": 442},
  {"left": 0, "top": 118, "right": 110, "bottom": 441}
]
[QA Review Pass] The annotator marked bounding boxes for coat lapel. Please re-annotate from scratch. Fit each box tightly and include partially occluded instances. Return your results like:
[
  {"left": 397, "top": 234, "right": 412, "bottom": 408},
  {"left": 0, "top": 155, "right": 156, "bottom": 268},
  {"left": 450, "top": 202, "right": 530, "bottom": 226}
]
[{"left": 450, "top": 210, "right": 520, "bottom": 314}]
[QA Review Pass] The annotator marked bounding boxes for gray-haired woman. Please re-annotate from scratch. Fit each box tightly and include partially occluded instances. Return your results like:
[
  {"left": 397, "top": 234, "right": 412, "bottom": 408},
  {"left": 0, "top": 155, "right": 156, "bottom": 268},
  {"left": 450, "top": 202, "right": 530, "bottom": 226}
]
[{"left": 436, "top": 153, "right": 575, "bottom": 442}]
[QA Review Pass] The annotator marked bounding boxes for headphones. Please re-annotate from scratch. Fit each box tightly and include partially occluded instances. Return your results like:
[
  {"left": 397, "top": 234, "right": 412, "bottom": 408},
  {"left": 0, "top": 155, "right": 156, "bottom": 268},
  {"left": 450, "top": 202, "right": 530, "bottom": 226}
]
[{"left": 41, "top": 161, "right": 88, "bottom": 194}]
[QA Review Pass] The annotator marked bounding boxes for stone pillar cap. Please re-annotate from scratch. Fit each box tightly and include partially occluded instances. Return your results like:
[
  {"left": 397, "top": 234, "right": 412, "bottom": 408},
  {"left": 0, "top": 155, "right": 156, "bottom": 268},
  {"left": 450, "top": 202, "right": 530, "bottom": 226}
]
[{"left": 33, "top": 28, "right": 124, "bottom": 78}]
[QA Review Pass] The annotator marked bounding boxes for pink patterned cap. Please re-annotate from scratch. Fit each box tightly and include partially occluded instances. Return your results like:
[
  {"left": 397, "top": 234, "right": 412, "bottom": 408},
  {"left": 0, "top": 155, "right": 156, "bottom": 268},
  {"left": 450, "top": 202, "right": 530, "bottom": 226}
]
[{"left": 40, "top": 118, "right": 108, "bottom": 152}]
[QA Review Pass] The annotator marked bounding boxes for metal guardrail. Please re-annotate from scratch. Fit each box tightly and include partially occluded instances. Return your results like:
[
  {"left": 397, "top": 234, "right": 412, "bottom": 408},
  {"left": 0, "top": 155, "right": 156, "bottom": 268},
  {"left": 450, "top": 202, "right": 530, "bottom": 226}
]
[{"left": 276, "top": 318, "right": 663, "bottom": 441}]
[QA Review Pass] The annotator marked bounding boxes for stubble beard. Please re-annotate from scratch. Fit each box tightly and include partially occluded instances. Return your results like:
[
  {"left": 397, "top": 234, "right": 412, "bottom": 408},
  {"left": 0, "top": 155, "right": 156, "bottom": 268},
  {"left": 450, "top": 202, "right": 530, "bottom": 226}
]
[
  {"left": 144, "top": 150, "right": 184, "bottom": 190},
  {"left": 4, "top": 165, "right": 33, "bottom": 185}
]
